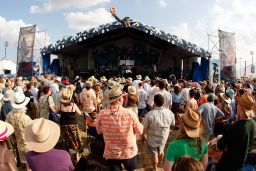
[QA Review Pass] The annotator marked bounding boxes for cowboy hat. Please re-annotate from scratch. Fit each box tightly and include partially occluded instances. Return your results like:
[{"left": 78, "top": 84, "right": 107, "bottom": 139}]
[
  {"left": 126, "top": 77, "right": 133, "bottom": 84},
  {"left": 0, "top": 121, "right": 14, "bottom": 141},
  {"left": 144, "top": 76, "right": 150, "bottom": 81},
  {"left": 100, "top": 76, "right": 107, "bottom": 82},
  {"left": 237, "top": 92, "right": 256, "bottom": 117},
  {"left": 128, "top": 86, "right": 137, "bottom": 95},
  {"left": 55, "top": 77, "right": 61, "bottom": 82},
  {"left": 178, "top": 108, "right": 205, "bottom": 138},
  {"left": 220, "top": 93, "right": 231, "bottom": 104},
  {"left": 25, "top": 118, "right": 60, "bottom": 153},
  {"left": 60, "top": 89, "right": 73, "bottom": 104},
  {"left": 136, "top": 75, "right": 142, "bottom": 80},
  {"left": 66, "top": 84, "right": 76, "bottom": 92},
  {"left": 107, "top": 86, "right": 125, "bottom": 103},
  {"left": 11, "top": 91, "right": 30, "bottom": 109},
  {"left": 3, "top": 90, "right": 14, "bottom": 101}
]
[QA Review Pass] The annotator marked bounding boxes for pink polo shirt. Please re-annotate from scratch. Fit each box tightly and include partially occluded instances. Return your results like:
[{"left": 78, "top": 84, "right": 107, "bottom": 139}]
[{"left": 96, "top": 106, "right": 143, "bottom": 159}]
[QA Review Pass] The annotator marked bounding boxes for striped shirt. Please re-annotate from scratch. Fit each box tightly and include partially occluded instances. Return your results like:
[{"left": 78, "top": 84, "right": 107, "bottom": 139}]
[{"left": 96, "top": 106, "right": 143, "bottom": 159}]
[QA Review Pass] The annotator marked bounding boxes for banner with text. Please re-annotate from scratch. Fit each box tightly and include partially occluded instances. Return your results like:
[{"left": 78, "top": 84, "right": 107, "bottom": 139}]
[
  {"left": 218, "top": 30, "right": 236, "bottom": 81},
  {"left": 17, "top": 25, "right": 36, "bottom": 77}
]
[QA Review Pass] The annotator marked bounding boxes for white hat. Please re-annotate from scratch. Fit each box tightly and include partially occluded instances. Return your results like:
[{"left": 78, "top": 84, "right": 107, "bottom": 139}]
[
  {"left": 3, "top": 90, "right": 14, "bottom": 101},
  {"left": 55, "top": 77, "right": 61, "bottom": 82},
  {"left": 136, "top": 75, "right": 142, "bottom": 80},
  {"left": 25, "top": 118, "right": 60, "bottom": 153},
  {"left": 144, "top": 76, "right": 150, "bottom": 81},
  {"left": 0, "top": 121, "right": 14, "bottom": 141},
  {"left": 11, "top": 91, "right": 30, "bottom": 109}
]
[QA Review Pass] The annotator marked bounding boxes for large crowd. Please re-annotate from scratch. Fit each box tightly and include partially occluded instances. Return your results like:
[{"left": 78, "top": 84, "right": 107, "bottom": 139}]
[{"left": 0, "top": 74, "right": 255, "bottom": 171}]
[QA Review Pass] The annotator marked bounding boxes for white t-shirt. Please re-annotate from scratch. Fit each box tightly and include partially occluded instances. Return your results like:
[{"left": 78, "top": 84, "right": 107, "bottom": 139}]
[
  {"left": 138, "top": 88, "right": 148, "bottom": 109},
  {"left": 154, "top": 89, "right": 172, "bottom": 109}
]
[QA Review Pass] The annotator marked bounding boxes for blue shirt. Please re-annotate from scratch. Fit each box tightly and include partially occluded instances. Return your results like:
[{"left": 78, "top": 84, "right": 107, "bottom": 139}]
[{"left": 0, "top": 101, "right": 12, "bottom": 121}]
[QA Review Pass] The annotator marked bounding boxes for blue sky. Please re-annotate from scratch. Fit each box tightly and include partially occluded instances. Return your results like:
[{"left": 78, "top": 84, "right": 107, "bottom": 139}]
[{"left": 0, "top": 0, "right": 255, "bottom": 75}]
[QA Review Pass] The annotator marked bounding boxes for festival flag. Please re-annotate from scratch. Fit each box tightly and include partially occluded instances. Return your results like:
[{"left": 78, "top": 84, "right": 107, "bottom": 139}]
[
  {"left": 218, "top": 30, "right": 236, "bottom": 81},
  {"left": 17, "top": 25, "right": 36, "bottom": 77}
]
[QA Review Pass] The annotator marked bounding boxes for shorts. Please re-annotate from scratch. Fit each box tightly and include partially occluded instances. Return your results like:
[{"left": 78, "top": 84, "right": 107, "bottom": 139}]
[
  {"left": 107, "top": 156, "right": 137, "bottom": 171},
  {"left": 147, "top": 145, "right": 165, "bottom": 156},
  {"left": 138, "top": 108, "right": 147, "bottom": 117}
]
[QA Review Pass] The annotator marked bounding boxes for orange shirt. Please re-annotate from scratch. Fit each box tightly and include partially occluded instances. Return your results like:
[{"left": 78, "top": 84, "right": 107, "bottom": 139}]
[{"left": 96, "top": 106, "right": 143, "bottom": 159}]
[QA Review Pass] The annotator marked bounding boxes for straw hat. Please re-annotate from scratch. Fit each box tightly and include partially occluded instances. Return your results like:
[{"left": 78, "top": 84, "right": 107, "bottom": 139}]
[
  {"left": 66, "top": 84, "right": 76, "bottom": 92},
  {"left": 11, "top": 91, "right": 30, "bottom": 109},
  {"left": 85, "top": 81, "right": 93, "bottom": 88},
  {"left": 60, "top": 89, "right": 73, "bottom": 104},
  {"left": 220, "top": 93, "right": 231, "bottom": 104},
  {"left": 136, "top": 75, "right": 142, "bottom": 80},
  {"left": 126, "top": 77, "right": 133, "bottom": 84},
  {"left": 120, "top": 77, "right": 126, "bottom": 84},
  {"left": 55, "top": 77, "right": 61, "bottom": 82},
  {"left": 100, "top": 76, "right": 107, "bottom": 82},
  {"left": 235, "top": 83, "right": 243, "bottom": 90},
  {"left": 178, "top": 109, "right": 205, "bottom": 138},
  {"left": 107, "top": 86, "right": 125, "bottom": 103},
  {"left": 144, "top": 76, "right": 150, "bottom": 81},
  {"left": 25, "top": 118, "right": 60, "bottom": 153},
  {"left": 0, "top": 121, "right": 14, "bottom": 141},
  {"left": 237, "top": 92, "right": 256, "bottom": 117},
  {"left": 128, "top": 86, "right": 137, "bottom": 95},
  {"left": 3, "top": 90, "right": 14, "bottom": 101}
]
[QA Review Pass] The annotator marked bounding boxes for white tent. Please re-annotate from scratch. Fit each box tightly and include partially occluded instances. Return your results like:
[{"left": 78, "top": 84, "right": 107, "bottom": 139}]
[{"left": 0, "top": 59, "right": 16, "bottom": 74}]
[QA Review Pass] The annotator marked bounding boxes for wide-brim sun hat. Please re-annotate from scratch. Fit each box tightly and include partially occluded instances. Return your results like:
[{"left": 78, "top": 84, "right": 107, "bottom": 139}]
[
  {"left": 100, "top": 76, "right": 107, "bottom": 82},
  {"left": 107, "top": 85, "right": 126, "bottom": 103},
  {"left": 128, "top": 85, "right": 137, "bottom": 95},
  {"left": 220, "top": 93, "right": 231, "bottom": 104},
  {"left": 0, "top": 121, "right": 14, "bottom": 141},
  {"left": 60, "top": 89, "right": 73, "bottom": 104},
  {"left": 25, "top": 118, "right": 60, "bottom": 153},
  {"left": 3, "top": 90, "right": 14, "bottom": 101},
  {"left": 126, "top": 77, "right": 133, "bottom": 84},
  {"left": 237, "top": 92, "right": 256, "bottom": 117},
  {"left": 178, "top": 108, "right": 205, "bottom": 138},
  {"left": 11, "top": 91, "right": 30, "bottom": 109}
]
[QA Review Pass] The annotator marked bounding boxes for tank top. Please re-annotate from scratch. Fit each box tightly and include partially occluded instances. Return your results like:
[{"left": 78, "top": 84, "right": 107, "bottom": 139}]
[{"left": 60, "top": 103, "right": 77, "bottom": 125}]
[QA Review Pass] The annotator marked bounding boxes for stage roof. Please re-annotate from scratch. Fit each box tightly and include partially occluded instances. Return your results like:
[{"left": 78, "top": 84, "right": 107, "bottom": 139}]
[{"left": 41, "top": 18, "right": 210, "bottom": 58}]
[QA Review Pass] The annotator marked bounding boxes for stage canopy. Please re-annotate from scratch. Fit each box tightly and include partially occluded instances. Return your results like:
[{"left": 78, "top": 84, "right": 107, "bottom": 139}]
[{"left": 41, "top": 18, "right": 210, "bottom": 80}]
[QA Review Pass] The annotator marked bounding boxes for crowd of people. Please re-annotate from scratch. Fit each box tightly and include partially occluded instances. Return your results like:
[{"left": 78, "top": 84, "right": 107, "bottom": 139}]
[{"left": 0, "top": 74, "right": 255, "bottom": 171}]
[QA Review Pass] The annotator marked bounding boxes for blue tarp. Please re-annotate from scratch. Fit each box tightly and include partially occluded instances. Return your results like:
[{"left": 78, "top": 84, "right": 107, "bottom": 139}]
[
  {"left": 192, "top": 62, "right": 203, "bottom": 82},
  {"left": 42, "top": 54, "right": 50, "bottom": 74},
  {"left": 201, "top": 57, "right": 209, "bottom": 80},
  {"left": 192, "top": 58, "right": 209, "bottom": 82},
  {"left": 50, "top": 59, "right": 61, "bottom": 75}
]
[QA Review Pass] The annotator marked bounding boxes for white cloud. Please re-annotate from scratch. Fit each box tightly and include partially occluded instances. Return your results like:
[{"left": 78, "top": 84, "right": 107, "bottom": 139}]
[
  {"left": 65, "top": 8, "right": 114, "bottom": 32},
  {"left": 30, "top": 0, "right": 110, "bottom": 13},
  {"left": 0, "top": 16, "right": 51, "bottom": 61},
  {"left": 209, "top": 0, "right": 256, "bottom": 62},
  {"left": 158, "top": 0, "right": 167, "bottom": 8},
  {"left": 169, "top": 22, "right": 190, "bottom": 40}
]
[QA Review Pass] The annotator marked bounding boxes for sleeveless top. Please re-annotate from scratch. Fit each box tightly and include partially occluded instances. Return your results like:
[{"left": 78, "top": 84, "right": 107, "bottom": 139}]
[{"left": 60, "top": 103, "right": 77, "bottom": 125}]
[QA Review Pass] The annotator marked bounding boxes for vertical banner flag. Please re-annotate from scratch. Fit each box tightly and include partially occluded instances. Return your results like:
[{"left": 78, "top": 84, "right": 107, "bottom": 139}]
[
  {"left": 218, "top": 30, "right": 236, "bottom": 81},
  {"left": 17, "top": 25, "right": 36, "bottom": 77}
]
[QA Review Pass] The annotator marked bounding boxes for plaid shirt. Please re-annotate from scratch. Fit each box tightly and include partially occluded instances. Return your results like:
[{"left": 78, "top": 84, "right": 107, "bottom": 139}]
[
  {"left": 96, "top": 106, "right": 143, "bottom": 159},
  {"left": 6, "top": 111, "right": 32, "bottom": 151}
]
